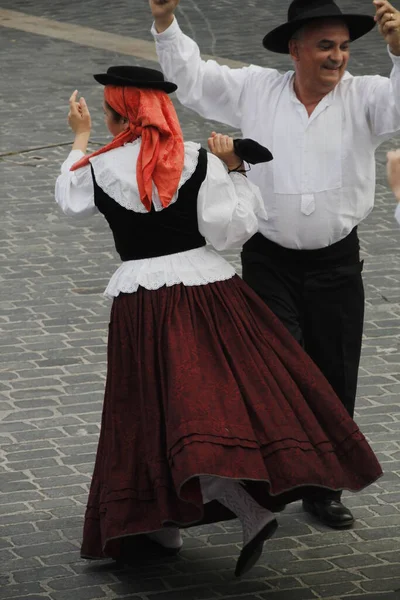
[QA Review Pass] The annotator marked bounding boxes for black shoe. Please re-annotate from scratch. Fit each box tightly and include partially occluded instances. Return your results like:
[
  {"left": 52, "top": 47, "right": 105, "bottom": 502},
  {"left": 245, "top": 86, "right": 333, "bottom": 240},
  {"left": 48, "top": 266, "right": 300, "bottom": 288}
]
[
  {"left": 235, "top": 518, "right": 278, "bottom": 577},
  {"left": 303, "top": 499, "right": 355, "bottom": 529},
  {"left": 115, "top": 534, "right": 181, "bottom": 565}
]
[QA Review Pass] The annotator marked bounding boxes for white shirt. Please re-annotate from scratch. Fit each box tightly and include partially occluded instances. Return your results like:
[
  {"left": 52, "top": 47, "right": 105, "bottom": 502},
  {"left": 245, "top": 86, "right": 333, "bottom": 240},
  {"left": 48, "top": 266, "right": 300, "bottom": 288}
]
[
  {"left": 55, "top": 140, "right": 266, "bottom": 297},
  {"left": 152, "top": 18, "right": 400, "bottom": 250}
]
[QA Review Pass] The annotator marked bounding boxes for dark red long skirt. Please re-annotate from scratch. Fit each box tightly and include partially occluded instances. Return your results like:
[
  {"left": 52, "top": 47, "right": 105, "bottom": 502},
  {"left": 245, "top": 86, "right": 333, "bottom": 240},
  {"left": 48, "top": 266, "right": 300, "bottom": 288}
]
[{"left": 81, "top": 275, "right": 382, "bottom": 559}]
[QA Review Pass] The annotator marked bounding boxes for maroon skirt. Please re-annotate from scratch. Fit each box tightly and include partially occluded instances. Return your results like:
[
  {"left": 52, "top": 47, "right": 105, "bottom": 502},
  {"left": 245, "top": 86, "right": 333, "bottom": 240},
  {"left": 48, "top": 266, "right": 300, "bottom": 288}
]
[{"left": 81, "top": 275, "right": 382, "bottom": 559}]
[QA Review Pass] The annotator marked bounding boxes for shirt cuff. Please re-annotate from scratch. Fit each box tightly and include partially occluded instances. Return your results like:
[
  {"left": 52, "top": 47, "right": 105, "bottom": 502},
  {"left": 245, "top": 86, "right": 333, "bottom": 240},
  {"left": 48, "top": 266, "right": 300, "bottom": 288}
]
[
  {"left": 61, "top": 149, "right": 85, "bottom": 173},
  {"left": 395, "top": 203, "right": 400, "bottom": 225},
  {"left": 151, "top": 16, "right": 180, "bottom": 41},
  {"left": 388, "top": 45, "right": 400, "bottom": 65}
]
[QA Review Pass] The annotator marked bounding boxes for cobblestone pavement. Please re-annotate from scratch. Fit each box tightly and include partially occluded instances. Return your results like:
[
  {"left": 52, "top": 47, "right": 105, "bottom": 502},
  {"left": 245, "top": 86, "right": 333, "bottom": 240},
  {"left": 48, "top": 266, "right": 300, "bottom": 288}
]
[{"left": 0, "top": 1, "right": 400, "bottom": 599}]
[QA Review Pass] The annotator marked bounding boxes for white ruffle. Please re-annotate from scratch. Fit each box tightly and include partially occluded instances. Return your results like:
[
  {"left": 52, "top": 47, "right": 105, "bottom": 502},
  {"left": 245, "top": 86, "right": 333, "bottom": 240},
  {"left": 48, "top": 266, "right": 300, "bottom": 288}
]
[
  {"left": 90, "top": 140, "right": 201, "bottom": 213},
  {"left": 104, "top": 246, "right": 235, "bottom": 298}
]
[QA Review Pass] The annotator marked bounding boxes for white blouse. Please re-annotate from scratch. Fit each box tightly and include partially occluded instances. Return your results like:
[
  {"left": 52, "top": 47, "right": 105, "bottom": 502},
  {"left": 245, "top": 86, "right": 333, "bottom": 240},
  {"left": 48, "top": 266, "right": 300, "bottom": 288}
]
[
  {"left": 55, "top": 140, "right": 267, "bottom": 297},
  {"left": 153, "top": 18, "right": 400, "bottom": 250}
]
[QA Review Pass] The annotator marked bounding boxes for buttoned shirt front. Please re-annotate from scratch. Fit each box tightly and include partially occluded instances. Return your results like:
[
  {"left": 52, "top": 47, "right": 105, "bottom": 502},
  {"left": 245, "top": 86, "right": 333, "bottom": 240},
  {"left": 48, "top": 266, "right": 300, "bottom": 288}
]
[{"left": 153, "top": 18, "right": 400, "bottom": 249}]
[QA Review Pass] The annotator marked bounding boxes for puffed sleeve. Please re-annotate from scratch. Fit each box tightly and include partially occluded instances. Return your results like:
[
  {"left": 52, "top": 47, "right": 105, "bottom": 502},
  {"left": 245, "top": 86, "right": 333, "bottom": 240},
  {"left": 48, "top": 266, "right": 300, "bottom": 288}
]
[
  {"left": 197, "top": 153, "right": 267, "bottom": 251},
  {"left": 55, "top": 150, "right": 97, "bottom": 217}
]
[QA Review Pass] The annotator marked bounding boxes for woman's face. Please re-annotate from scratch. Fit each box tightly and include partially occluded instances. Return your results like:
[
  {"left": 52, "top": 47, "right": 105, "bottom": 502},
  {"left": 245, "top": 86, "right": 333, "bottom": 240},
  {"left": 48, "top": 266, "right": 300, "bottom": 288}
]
[{"left": 103, "top": 101, "right": 129, "bottom": 137}]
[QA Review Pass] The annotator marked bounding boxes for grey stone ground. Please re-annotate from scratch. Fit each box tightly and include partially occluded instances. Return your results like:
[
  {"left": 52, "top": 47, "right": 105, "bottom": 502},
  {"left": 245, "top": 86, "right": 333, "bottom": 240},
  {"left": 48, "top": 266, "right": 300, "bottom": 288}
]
[{"left": 0, "top": 1, "right": 399, "bottom": 599}]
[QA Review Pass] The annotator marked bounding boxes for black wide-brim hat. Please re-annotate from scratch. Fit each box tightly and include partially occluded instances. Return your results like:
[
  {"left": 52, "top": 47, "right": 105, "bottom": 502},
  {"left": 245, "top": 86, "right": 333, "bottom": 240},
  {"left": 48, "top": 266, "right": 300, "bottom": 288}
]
[
  {"left": 263, "top": 0, "right": 376, "bottom": 54},
  {"left": 93, "top": 65, "right": 177, "bottom": 93}
]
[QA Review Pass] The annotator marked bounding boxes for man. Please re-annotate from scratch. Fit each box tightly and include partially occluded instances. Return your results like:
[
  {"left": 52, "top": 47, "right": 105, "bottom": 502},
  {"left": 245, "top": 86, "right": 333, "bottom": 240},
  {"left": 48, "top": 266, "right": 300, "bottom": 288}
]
[{"left": 148, "top": 0, "right": 400, "bottom": 529}]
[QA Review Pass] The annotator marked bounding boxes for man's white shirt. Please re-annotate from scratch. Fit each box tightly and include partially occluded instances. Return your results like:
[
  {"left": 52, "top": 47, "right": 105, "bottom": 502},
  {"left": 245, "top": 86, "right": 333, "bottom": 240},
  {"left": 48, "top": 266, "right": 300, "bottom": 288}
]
[{"left": 153, "top": 18, "right": 400, "bottom": 249}]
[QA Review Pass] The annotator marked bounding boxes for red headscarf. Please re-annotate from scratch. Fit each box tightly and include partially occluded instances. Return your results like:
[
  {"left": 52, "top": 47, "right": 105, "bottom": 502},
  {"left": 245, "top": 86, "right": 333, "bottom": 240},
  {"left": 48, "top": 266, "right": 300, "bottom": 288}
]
[{"left": 70, "top": 85, "right": 185, "bottom": 212}]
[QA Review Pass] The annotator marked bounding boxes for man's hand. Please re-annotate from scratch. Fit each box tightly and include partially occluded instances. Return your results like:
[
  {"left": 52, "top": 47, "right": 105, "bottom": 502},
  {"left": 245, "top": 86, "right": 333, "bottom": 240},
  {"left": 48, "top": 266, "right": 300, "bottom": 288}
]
[
  {"left": 387, "top": 149, "right": 400, "bottom": 201},
  {"left": 374, "top": 0, "right": 400, "bottom": 55},
  {"left": 149, "top": 0, "right": 180, "bottom": 33},
  {"left": 208, "top": 132, "right": 243, "bottom": 172}
]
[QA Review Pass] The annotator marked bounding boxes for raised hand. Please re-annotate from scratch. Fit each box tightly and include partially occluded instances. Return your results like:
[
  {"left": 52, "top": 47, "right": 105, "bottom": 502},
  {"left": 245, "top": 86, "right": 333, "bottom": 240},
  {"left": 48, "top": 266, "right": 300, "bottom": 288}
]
[
  {"left": 208, "top": 132, "right": 243, "bottom": 171},
  {"left": 374, "top": 0, "right": 400, "bottom": 55},
  {"left": 149, "top": 0, "right": 180, "bottom": 32},
  {"left": 68, "top": 90, "right": 91, "bottom": 135}
]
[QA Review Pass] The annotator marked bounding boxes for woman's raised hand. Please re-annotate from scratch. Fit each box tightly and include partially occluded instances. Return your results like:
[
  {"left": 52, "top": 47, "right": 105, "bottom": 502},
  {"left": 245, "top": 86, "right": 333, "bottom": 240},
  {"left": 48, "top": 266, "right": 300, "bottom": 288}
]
[{"left": 68, "top": 90, "right": 91, "bottom": 136}]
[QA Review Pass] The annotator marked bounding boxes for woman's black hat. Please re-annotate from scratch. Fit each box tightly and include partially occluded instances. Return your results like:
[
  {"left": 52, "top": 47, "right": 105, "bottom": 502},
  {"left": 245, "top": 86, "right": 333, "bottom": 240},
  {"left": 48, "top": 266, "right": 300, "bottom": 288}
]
[
  {"left": 93, "top": 66, "right": 178, "bottom": 93},
  {"left": 263, "top": 0, "right": 376, "bottom": 54}
]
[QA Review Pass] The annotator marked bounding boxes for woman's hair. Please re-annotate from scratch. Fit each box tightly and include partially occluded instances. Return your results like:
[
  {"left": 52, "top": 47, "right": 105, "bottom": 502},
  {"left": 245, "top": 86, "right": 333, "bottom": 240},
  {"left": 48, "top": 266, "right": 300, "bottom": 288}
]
[{"left": 105, "top": 100, "right": 123, "bottom": 123}]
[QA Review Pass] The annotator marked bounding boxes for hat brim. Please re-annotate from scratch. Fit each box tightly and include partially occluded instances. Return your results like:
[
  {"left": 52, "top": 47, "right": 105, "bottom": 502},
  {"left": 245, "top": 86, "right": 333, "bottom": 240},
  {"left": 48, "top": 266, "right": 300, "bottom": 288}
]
[
  {"left": 262, "top": 14, "right": 376, "bottom": 54},
  {"left": 93, "top": 73, "right": 178, "bottom": 93}
]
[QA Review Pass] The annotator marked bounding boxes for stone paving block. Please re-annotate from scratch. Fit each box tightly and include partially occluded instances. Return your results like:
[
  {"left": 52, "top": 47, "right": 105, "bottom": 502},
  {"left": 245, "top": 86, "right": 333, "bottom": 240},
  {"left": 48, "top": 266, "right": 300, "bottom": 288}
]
[
  {"left": 47, "top": 572, "right": 117, "bottom": 591},
  {"left": 10, "top": 529, "right": 64, "bottom": 547},
  {"left": 0, "top": 502, "right": 33, "bottom": 516},
  {"left": 360, "top": 578, "right": 400, "bottom": 593},
  {"left": 12, "top": 565, "right": 72, "bottom": 584},
  {"left": 36, "top": 516, "right": 85, "bottom": 532},
  {"left": 299, "top": 568, "right": 366, "bottom": 586},
  {"left": 0, "top": 582, "right": 48, "bottom": 599},
  {"left": 159, "top": 572, "right": 224, "bottom": 589},
  {"left": 13, "top": 541, "right": 79, "bottom": 559},
  {"left": 50, "top": 588, "right": 108, "bottom": 600},
  {"left": 355, "top": 525, "right": 399, "bottom": 541},
  {"left": 260, "top": 590, "right": 317, "bottom": 600},
  {"left": 142, "top": 589, "right": 217, "bottom": 600},
  {"left": 0, "top": 511, "right": 52, "bottom": 526},
  {"left": 181, "top": 544, "right": 240, "bottom": 561},
  {"left": 41, "top": 552, "right": 84, "bottom": 566},
  {"left": 106, "top": 578, "right": 168, "bottom": 595},
  {"left": 27, "top": 498, "right": 81, "bottom": 511},
  {"left": 172, "top": 556, "right": 237, "bottom": 574},
  {"left": 0, "top": 522, "right": 36, "bottom": 537},
  {"left": 215, "top": 596, "right": 266, "bottom": 600},
  {"left": 5, "top": 596, "right": 51, "bottom": 600},
  {"left": 345, "top": 594, "right": 399, "bottom": 600},
  {"left": 309, "top": 582, "right": 362, "bottom": 598}
]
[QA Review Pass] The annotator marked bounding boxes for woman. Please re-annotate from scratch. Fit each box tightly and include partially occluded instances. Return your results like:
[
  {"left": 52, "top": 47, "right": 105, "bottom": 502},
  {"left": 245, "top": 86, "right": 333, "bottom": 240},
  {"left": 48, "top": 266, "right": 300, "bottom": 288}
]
[{"left": 55, "top": 65, "right": 382, "bottom": 577}]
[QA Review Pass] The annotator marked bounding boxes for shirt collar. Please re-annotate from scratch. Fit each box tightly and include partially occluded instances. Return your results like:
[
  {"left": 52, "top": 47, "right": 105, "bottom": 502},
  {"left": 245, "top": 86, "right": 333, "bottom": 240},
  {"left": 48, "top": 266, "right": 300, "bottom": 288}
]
[{"left": 288, "top": 71, "right": 351, "bottom": 108}]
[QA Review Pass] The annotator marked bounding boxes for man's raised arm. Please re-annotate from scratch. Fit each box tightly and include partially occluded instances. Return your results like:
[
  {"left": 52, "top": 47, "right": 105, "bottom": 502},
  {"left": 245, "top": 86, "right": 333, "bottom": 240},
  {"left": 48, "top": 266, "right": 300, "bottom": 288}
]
[
  {"left": 149, "top": 0, "right": 263, "bottom": 128},
  {"left": 363, "top": 1, "right": 400, "bottom": 139}
]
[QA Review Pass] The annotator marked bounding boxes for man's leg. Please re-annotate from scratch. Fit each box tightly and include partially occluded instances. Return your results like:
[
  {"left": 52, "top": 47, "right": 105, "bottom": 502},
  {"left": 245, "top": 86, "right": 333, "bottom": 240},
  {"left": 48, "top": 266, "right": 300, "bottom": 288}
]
[
  {"left": 302, "top": 260, "right": 365, "bottom": 528},
  {"left": 241, "top": 250, "right": 304, "bottom": 344}
]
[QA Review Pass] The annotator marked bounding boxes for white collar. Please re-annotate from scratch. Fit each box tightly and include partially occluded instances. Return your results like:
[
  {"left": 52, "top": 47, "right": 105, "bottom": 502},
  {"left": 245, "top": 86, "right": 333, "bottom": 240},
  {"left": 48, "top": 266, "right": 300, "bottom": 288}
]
[{"left": 90, "top": 141, "right": 201, "bottom": 213}]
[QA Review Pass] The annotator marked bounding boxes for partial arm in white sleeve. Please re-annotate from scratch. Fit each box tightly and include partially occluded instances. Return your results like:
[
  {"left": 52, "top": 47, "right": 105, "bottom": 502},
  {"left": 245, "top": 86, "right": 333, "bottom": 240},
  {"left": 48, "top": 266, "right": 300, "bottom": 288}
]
[
  {"left": 55, "top": 150, "right": 97, "bottom": 218},
  {"left": 198, "top": 153, "right": 267, "bottom": 251},
  {"left": 365, "top": 48, "right": 400, "bottom": 140},
  {"left": 152, "top": 17, "right": 263, "bottom": 128},
  {"left": 395, "top": 203, "right": 400, "bottom": 225}
]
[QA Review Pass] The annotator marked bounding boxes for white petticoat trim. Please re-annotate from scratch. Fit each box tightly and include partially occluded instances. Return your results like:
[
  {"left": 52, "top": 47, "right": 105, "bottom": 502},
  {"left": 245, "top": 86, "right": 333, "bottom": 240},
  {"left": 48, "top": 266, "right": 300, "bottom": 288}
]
[
  {"left": 90, "top": 140, "right": 201, "bottom": 213},
  {"left": 104, "top": 246, "right": 236, "bottom": 298}
]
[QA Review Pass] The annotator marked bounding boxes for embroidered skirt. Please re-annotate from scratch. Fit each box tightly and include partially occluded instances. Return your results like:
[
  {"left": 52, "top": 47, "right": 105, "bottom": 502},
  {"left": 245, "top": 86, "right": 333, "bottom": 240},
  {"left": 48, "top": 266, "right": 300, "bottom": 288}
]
[{"left": 81, "top": 275, "right": 382, "bottom": 559}]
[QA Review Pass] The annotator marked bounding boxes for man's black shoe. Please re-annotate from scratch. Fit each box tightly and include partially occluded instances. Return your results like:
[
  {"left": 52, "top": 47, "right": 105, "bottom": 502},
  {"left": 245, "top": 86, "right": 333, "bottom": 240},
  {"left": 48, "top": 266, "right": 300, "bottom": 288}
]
[{"left": 303, "top": 499, "right": 355, "bottom": 529}]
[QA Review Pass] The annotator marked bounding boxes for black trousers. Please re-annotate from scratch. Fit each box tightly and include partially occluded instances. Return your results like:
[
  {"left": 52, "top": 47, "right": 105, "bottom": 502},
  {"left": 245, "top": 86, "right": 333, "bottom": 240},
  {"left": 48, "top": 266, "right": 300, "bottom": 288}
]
[{"left": 242, "top": 229, "right": 365, "bottom": 502}]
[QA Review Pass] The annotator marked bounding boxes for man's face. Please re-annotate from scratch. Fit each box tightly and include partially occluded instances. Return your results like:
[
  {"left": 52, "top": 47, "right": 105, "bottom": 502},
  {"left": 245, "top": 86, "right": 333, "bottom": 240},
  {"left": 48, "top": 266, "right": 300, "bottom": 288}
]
[{"left": 290, "top": 20, "right": 351, "bottom": 95}]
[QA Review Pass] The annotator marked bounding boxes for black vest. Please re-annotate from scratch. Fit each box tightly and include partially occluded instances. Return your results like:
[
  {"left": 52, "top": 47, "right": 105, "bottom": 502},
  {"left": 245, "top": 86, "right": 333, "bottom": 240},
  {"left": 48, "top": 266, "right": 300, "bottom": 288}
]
[{"left": 92, "top": 148, "right": 207, "bottom": 261}]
